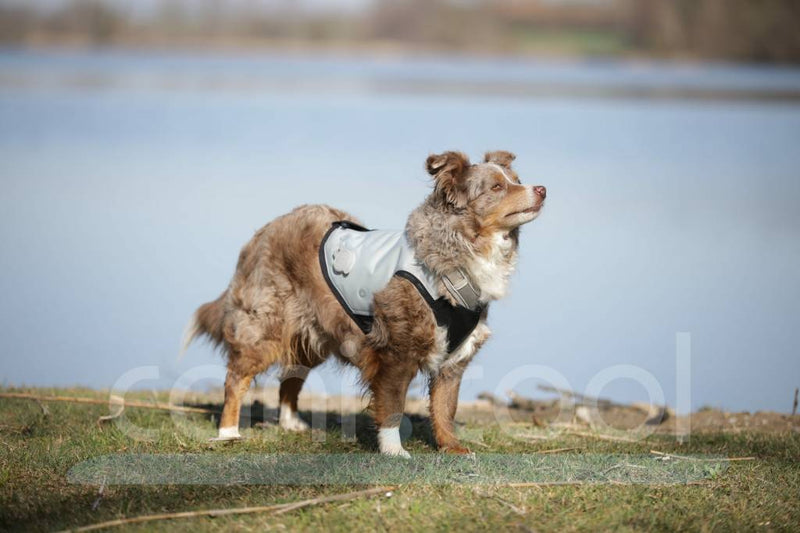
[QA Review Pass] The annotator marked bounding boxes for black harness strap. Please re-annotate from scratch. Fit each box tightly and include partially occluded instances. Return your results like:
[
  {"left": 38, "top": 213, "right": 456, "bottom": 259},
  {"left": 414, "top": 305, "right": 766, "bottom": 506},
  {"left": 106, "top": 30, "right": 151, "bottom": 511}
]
[{"left": 395, "top": 271, "right": 485, "bottom": 353}]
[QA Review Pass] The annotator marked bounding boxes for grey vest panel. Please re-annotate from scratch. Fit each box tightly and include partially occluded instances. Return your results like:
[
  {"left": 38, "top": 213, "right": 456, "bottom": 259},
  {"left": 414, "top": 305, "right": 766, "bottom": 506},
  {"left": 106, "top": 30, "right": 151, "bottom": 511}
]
[{"left": 320, "top": 222, "right": 438, "bottom": 323}]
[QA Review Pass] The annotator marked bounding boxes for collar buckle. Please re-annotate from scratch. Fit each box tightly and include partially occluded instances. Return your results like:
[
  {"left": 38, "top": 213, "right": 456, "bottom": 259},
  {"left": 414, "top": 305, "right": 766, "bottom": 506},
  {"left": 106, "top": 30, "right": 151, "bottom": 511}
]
[{"left": 443, "top": 269, "right": 482, "bottom": 311}]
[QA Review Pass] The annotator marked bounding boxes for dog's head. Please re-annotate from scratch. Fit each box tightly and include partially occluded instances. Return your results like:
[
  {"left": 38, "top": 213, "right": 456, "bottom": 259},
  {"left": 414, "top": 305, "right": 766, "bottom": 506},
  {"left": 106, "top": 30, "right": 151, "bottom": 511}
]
[{"left": 425, "top": 150, "right": 546, "bottom": 233}]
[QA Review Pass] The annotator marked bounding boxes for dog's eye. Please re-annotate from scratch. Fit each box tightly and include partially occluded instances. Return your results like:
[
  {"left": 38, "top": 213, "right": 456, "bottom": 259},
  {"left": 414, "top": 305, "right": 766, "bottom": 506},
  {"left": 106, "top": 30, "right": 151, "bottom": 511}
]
[{"left": 491, "top": 184, "right": 503, "bottom": 192}]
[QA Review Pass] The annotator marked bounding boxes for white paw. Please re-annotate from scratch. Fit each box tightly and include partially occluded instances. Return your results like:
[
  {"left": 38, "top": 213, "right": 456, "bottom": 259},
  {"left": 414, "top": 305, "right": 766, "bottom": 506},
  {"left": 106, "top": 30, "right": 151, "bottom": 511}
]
[
  {"left": 279, "top": 404, "right": 310, "bottom": 432},
  {"left": 380, "top": 445, "right": 411, "bottom": 459},
  {"left": 280, "top": 415, "right": 310, "bottom": 432},
  {"left": 210, "top": 426, "right": 242, "bottom": 442},
  {"left": 378, "top": 427, "right": 411, "bottom": 458}
]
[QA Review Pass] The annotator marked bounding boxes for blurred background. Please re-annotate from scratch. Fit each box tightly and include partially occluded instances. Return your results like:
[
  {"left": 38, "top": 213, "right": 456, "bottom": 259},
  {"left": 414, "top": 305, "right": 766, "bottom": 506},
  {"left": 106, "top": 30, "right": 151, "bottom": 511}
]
[{"left": 1, "top": 0, "right": 799, "bottom": 414}]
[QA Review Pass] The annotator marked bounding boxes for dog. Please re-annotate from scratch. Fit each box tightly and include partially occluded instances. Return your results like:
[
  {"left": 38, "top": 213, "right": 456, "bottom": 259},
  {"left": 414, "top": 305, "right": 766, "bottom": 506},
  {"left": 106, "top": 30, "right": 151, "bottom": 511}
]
[{"left": 182, "top": 150, "right": 546, "bottom": 457}]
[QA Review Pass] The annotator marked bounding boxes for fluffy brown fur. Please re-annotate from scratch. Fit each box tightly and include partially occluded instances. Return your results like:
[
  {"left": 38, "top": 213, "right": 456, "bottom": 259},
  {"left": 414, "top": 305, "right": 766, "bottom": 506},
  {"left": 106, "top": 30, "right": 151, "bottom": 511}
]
[{"left": 183, "top": 151, "right": 546, "bottom": 456}]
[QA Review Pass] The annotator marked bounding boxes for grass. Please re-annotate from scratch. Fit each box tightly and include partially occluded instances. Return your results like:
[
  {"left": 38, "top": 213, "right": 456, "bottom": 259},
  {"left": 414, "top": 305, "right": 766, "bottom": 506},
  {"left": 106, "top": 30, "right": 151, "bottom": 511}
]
[{"left": 1, "top": 387, "right": 799, "bottom": 532}]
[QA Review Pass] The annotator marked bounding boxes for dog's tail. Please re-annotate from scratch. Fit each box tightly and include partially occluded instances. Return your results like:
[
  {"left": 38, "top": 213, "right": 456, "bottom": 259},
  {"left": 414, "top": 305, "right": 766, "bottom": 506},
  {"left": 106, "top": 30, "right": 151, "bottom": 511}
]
[{"left": 180, "top": 291, "right": 227, "bottom": 359}]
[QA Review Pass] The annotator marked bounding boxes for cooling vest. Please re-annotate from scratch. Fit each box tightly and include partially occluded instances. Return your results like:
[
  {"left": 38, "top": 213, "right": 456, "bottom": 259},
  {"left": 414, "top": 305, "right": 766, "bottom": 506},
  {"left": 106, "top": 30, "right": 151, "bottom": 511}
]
[{"left": 319, "top": 221, "right": 484, "bottom": 353}]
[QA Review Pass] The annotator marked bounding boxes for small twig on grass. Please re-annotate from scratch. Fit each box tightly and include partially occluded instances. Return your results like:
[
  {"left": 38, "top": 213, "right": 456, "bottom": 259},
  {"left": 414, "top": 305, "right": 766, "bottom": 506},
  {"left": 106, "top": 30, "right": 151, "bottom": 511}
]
[
  {"left": 502, "top": 481, "right": 590, "bottom": 488},
  {"left": 90, "top": 477, "right": 106, "bottom": 512},
  {"left": 515, "top": 432, "right": 552, "bottom": 441},
  {"left": 650, "top": 450, "right": 756, "bottom": 462},
  {"left": 35, "top": 399, "right": 49, "bottom": 417},
  {"left": 564, "top": 430, "right": 639, "bottom": 443},
  {"left": 462, "top": 439, "right": 490, "bottom": 449},
  {"left": 504, "top": 480, "right": 712, "bottom": 489},
  {"left": 472, "top": 488, "right": 527, "bottom": 515},
  {"left": 59, "top": 487, "right": 393, "bottom": 532},
  {"left": 490, "top": 495, "right": 527, "bottom": 516},
  {"left": 270, "top": 488, "right": 392, "bottom": 517},
  {"left": 535, "top": 447, "right": 580, "bottom": 455},
  {"left": 97, "top": 397, "right": 125, "bottom": 425},
  {"left": 602, "top": 463, "right": 625, "bottom": 477}
]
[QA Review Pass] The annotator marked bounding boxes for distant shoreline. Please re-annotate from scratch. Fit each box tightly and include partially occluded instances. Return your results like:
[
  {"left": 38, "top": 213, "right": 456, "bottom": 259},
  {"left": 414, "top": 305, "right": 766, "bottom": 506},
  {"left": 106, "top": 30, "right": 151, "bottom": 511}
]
[
  {"left": 5, "top": 34, "right": 800, "bottom": 68},
  {"left": 3, "top": 44, "right": 800, "bottom": 103}
]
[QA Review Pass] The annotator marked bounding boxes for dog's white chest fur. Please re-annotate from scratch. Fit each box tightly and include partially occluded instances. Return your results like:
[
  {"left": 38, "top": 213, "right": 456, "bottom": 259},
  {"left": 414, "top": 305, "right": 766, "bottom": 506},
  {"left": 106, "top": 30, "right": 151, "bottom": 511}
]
[{"left": 469, "top": 232, "right": 517, "bottom": 302}]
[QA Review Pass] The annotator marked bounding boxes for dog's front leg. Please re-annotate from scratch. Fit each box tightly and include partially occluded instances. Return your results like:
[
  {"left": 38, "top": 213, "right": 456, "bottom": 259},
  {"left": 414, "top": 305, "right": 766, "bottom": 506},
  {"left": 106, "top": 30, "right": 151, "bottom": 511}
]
[
  {"left": 369, "top": 355, "right": 417, "bottom": 458},
  {"left": 429, "top": 361, "right": 471, "bottom": 454}
]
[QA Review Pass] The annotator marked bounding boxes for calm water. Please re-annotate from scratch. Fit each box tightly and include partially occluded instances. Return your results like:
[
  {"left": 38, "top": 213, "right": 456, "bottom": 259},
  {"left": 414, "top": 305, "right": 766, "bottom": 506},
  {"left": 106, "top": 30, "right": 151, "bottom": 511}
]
[{"left": 1, "top": 49, "right": 799, "bottom": 413}]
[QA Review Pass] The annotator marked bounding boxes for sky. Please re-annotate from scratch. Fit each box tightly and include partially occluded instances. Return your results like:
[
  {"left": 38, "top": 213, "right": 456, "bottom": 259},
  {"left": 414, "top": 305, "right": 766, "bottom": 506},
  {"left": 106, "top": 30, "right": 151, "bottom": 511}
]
[{"left": 1, "top": 49, "right": 799, "bottom": 415}]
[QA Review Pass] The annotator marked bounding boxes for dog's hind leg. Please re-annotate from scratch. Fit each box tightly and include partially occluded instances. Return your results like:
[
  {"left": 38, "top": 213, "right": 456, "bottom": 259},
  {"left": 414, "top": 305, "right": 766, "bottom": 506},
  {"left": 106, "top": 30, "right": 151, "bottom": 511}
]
[
  {"left": 278, "top": 355, "right": 324, "bottom": 432},
  {"left": 215, "top": 343, "right": 279, "bottom": 440},
  {"left": 216, "top": 367, "right": 253, "bottom": 440}
]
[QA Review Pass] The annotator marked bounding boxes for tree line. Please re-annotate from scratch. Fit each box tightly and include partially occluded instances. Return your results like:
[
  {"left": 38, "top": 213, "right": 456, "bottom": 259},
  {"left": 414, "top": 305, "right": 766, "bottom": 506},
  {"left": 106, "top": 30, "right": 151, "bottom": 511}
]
[{"left": 1, "top": 0, "right": 798, "bottom": 63}]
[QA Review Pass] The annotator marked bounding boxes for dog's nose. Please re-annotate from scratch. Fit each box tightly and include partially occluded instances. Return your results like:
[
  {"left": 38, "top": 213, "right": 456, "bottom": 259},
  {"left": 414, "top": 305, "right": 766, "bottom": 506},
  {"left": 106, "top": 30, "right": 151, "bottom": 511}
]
[{"left": 533, "top": 186, "right": 547, "bottom": 199}]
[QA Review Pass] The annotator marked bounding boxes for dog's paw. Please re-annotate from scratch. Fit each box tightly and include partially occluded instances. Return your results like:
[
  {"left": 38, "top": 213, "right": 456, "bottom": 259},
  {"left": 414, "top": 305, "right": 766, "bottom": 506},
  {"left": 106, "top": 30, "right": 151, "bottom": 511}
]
[
  {"left": 280, "top": 415, "right": 310, "bottom": 432},
  {"left": 209, "top": 426, "right": 243, "bottom": 442},
  {"left": 378, "top": 427, "right": 411, "bottom": 458},
  {"left": 442, "top": 444, "right": 472, "bottom": 455},
  {"left": 208, "top": 435, "right": 243, "bottom": 442},
  {"left": 380, "top": 446, "right": 412, "bottom": 459}
]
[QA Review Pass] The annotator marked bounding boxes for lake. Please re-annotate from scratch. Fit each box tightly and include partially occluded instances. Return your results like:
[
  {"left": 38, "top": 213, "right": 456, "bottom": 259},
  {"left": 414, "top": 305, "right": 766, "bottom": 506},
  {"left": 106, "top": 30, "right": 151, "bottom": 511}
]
[{"left": 1, "top": 48, "right": 799, "bottom": 413}]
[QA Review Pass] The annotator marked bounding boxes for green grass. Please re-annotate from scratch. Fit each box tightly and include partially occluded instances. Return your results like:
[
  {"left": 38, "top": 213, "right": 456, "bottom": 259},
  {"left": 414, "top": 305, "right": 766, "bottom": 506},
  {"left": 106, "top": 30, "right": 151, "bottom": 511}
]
[
  {"left": 510, "top": 27, "right": 631, "bottom": 57},
  {"left": 1, "top": 388, "right": 799, "bottom": 532}
]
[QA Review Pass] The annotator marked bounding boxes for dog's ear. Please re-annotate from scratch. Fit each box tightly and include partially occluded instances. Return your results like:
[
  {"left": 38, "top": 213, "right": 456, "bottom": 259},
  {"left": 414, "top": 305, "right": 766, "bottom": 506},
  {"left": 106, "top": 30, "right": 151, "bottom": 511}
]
[
  {"left": 484, "top": 150, "right": 516, "bottom": 169},
  {"left": 426, "top": 151, "right": 471, "bottom": 208}
]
